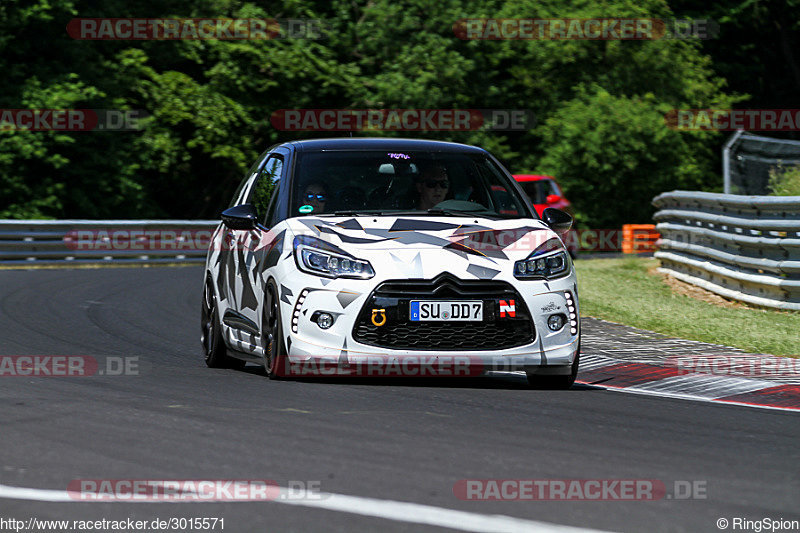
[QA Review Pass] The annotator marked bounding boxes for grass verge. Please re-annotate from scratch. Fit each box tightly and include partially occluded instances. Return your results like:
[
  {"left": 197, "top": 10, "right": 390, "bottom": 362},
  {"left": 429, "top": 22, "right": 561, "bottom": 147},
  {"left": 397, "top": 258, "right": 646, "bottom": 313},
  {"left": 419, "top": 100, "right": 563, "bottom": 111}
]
[{"left": 574, "top": 257, "right": 800, "bottom": 357}]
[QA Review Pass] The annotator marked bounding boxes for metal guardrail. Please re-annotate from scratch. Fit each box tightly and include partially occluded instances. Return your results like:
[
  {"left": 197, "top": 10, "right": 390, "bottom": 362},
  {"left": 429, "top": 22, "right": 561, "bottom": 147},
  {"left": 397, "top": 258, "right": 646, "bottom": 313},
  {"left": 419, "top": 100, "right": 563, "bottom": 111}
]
[
  {"left": 652, "top": 191, "right": 800, "bottom": 310},
  {"left": 0, "top": 220, "right": 219, "bottom": 265}
]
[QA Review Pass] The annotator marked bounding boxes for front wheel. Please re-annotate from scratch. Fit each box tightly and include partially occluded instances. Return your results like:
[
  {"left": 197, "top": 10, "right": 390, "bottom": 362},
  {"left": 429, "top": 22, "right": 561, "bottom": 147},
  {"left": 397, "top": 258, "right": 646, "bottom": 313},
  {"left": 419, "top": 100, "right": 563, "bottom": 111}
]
[
  {"left": 526, "top": 341, "right": 580, "bottom": 389},
  {"left": 262, "top": 283, "right": 288, "bottom": 379}
]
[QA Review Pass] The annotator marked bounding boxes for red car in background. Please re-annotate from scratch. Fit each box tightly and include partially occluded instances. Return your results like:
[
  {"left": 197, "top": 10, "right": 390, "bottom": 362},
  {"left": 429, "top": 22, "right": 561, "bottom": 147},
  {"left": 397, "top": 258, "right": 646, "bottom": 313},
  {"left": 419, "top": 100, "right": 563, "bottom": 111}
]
[
  {"left": 513, "top": 174, "right": 577, "bottom": 257},
  {"left": 512, "top": 175, "right": 573, "bottom": 218}
]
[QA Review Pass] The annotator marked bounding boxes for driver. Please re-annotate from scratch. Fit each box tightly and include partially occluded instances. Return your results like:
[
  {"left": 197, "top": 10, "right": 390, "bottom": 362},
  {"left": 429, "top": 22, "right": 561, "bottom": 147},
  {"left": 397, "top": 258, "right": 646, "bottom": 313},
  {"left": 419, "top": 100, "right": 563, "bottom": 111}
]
[
  {"left": 299, "top": 182, "right": 327, "bottom": 214},
  {"left": 415, "top": 164, "right": 450, "bottom": 210}
]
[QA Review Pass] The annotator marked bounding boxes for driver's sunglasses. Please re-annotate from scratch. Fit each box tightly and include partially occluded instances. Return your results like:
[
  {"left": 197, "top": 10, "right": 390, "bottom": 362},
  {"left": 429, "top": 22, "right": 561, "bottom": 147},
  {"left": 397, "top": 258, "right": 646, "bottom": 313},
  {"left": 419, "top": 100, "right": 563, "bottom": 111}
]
[
  {"left": 305, "top": 193, "right": 326, "bottom": 201},
  {"left": 423, "top": 179, "right": 449, "bottom": 189}
]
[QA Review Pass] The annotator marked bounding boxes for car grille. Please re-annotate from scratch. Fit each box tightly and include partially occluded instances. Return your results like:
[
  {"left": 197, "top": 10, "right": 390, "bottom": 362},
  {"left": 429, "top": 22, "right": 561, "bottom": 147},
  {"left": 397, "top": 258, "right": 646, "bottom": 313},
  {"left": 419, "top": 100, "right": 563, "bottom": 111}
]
[{"left": 352, "top": 272, "right": 535, "bottom": 351}]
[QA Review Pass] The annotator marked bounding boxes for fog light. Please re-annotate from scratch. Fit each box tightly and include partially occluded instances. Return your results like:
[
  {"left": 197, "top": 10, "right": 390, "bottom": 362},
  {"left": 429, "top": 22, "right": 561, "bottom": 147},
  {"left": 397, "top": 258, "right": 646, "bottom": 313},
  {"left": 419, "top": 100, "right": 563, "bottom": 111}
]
[
  {"left": 547, "top": 314, "right": 566, "bottom": 331},
  {"left": 316, "top": 312, "right": 334, "bottom": 329}
]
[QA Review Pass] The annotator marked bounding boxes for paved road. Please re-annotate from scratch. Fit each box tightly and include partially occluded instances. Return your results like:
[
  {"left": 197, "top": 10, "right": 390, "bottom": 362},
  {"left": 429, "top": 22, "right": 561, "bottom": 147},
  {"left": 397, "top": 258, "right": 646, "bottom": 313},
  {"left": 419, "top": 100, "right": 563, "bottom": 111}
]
[{"left": 0, "top": 266, "right": 798, "bottom": 532}]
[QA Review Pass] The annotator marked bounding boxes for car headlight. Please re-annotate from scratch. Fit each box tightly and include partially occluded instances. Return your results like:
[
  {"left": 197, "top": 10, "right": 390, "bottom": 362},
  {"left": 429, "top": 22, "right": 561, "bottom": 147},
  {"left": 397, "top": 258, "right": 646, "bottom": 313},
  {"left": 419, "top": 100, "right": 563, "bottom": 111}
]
[
  {"left": 514, "top": 238, "right": 570, "bottom": 280},
  {"left": 293, "top": 236, "right": 375, "bottom": 279}
]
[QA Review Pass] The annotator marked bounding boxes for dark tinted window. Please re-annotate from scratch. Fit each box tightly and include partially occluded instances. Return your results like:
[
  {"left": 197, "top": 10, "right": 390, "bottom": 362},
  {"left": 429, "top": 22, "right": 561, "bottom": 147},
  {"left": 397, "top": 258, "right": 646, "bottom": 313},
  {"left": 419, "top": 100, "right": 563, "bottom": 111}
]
[
  {"left": 265, "top": 180, "right": 281, "bottom": 227},
  {"left": 229, "top": 150, "right": 272, "bottom": 208},
  {"left": 291, "top": 151, "right": 531, "bottom": 218},
  {"left": 247, "top": 156, "right": 283, "bottom": 221}
]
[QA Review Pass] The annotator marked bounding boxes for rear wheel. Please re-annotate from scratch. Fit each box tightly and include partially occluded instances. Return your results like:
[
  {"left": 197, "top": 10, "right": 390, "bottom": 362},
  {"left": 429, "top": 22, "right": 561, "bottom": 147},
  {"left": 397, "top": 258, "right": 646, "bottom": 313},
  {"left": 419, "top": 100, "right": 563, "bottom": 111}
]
[
  {"left": 263, "top": 283, "right": 288, "bottom": 379},
  {"left": 526, "top": 340, "right": 580, "bottom": 389},
  {"left": 201, "top": 279, "right": 245, "bottom": 369}
]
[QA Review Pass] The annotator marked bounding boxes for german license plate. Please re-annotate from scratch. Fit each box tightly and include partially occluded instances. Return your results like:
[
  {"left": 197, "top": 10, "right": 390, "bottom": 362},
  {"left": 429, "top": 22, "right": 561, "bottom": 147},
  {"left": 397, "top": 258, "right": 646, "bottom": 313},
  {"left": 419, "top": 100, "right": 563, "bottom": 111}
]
[{"left": 409, "top": 301, "right": 483, "bottom": 322}]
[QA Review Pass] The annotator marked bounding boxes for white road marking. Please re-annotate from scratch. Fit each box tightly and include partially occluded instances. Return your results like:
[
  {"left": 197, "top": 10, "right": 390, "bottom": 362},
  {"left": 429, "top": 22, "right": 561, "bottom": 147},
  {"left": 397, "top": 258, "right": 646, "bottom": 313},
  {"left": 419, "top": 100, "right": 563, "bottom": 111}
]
[
  {"left": 0, "top": 483, "right": 609, "bottom": 533},
  {"left": 0, "top": 484, "right": 71, "bottom": 502},
  {"left": 278, "top": 490, "right": 607, "bottom": 532}
]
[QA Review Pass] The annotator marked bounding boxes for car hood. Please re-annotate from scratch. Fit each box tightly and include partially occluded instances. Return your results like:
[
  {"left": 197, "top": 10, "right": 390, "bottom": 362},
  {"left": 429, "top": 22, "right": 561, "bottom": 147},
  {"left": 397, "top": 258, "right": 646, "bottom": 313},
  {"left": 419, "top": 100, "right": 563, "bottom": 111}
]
[{"left": 284, "top": 215, "right": 561, "bottom": 265}]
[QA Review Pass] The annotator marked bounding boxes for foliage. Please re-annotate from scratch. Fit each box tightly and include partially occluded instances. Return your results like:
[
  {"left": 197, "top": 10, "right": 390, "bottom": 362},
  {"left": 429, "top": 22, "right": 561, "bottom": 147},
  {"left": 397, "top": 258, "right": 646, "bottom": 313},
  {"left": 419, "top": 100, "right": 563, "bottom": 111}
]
[
  {"left": 0, "top": 0, "right": 792, "bottom": 226},
  {"left": 768, "top": 165, "right": 800, "bottom": 196},
  {"left": 536, "top": 86, "right": 737, "bottom": 227}
]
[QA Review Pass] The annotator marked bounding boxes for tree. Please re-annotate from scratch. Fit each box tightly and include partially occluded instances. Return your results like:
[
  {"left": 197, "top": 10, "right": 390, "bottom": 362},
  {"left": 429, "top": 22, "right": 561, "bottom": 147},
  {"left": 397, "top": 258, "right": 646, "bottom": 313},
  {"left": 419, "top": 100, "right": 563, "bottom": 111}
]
[{"left": 0, "top": 0, "right": 747, "bottom": 228}]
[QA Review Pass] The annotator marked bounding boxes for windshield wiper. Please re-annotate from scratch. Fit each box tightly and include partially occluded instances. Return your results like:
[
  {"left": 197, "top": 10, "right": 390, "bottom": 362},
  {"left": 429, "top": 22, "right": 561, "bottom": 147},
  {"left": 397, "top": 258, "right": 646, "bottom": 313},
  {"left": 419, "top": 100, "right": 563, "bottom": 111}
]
[
  {"left": 325, "top": 210, "right": 387, "bottom": 216},
  {"left": 426, "top": 208, "right": 502, "bottom": 219},
  {"left": 324, "top": 209, "right": 503, "bottom": 219}
]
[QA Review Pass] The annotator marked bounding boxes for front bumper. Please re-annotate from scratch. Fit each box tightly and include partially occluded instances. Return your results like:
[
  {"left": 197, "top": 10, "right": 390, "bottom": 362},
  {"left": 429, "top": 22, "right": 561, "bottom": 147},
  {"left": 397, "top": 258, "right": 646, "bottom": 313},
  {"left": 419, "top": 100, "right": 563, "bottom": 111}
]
[{"left": 279, "top": 272, "right": 580, "bottom": 376}]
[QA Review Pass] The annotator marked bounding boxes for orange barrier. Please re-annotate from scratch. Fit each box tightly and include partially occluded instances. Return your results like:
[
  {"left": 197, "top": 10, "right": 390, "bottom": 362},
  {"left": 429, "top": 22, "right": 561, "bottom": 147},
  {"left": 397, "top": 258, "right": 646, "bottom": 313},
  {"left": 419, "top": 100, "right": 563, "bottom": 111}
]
[{"left": 622, "top": 224, "right": 660, "bottom": 254}]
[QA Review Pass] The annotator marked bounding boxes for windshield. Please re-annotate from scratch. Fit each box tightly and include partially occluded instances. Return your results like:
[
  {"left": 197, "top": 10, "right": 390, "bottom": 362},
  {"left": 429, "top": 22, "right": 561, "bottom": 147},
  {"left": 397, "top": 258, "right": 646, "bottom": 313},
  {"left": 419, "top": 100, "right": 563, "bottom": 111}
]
[{"left": 291, "top": 150, "right": 532, "bottom": 219}]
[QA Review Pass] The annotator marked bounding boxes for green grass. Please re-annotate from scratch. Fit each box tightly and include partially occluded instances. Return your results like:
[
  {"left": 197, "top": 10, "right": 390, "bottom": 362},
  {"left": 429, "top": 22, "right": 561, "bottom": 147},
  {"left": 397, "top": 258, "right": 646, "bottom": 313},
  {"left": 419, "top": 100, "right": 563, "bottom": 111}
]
[{"left": 574, "top": 257, "right": 800, "bottom": 357}]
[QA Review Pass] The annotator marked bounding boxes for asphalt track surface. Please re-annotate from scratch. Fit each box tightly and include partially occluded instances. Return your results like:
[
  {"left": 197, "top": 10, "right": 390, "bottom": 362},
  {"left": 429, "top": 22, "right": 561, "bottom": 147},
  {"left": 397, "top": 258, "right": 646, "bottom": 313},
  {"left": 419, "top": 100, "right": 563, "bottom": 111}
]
[{"left": 0, "top": 266, "right": 798, "bottom": 533}]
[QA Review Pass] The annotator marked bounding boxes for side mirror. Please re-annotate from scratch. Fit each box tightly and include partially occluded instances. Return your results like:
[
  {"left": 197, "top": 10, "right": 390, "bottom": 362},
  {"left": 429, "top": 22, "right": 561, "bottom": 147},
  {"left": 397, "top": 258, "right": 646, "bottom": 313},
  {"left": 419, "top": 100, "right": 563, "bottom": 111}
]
[
  {"left": 542, "top": 207, "right": 572, "bottom": 232},
  {"left": 221, "top": 204, "right": 259, "bottom": 230},
  {"left": 545, "top": 194, "right": 561, "bottom": 204}
]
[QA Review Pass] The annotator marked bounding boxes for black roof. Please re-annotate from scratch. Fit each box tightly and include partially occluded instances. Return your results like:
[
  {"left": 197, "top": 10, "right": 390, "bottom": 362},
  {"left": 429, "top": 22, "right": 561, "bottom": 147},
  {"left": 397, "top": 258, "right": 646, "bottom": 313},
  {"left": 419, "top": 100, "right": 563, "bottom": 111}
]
[{"left": 285, "top": 137, "right": 488, "bottom": 154}]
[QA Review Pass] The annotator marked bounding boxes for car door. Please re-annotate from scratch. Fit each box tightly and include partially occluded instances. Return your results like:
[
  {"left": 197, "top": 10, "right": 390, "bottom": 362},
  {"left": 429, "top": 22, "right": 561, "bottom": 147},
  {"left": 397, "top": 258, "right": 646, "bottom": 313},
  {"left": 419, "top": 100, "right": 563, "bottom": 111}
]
[
  {"left": 218, "top": 151, "right": 270, "bottom": 312},
  {"left": 229, "top": 152, "right": 287, "bottom": 351}
]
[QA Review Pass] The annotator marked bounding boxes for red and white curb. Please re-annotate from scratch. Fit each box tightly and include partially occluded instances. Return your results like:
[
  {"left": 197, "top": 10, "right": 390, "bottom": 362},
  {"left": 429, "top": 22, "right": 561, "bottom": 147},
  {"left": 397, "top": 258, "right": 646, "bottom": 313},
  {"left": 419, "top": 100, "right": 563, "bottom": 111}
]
[{"left": 576, "top": 355, "right": 800, "bottom": 412}]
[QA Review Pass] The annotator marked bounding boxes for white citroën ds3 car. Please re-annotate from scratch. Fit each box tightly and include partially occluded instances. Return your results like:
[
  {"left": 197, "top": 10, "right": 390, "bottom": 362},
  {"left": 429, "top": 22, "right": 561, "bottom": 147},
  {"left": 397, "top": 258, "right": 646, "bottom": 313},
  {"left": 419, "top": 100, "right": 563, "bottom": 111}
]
[{"left": 201, "top": 138, "right": 580, "bottom": 387}]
